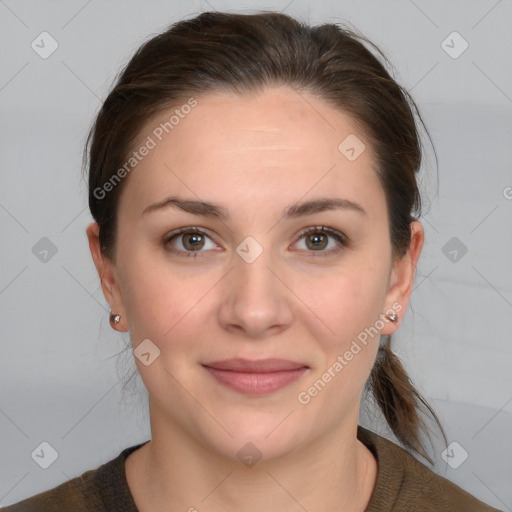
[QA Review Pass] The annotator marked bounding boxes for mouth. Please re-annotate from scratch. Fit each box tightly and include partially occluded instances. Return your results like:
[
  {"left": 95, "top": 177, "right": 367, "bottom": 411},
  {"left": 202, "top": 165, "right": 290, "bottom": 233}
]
[{"left": 201, "top": 358, "right": 310, "bottom": 395}]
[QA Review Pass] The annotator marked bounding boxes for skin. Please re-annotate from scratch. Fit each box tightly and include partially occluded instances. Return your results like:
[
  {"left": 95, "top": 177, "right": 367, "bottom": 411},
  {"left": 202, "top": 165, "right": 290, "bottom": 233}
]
[{"left": 86, "top": 85, "right": 424, "bottom": 512}]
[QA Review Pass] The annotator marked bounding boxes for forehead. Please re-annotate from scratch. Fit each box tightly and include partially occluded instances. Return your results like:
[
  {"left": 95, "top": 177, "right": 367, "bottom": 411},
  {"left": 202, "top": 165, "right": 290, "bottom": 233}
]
[{"left": 118, "top": 86, "right": 386, "bottom": 224}]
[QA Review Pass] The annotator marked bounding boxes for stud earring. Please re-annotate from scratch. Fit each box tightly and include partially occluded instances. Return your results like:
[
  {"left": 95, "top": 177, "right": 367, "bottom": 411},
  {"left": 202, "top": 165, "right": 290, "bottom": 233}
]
[
  {"left": 109, "top": 312, "right": 121, "bottom": 326},
  {"left": 385, "top": 313, "right": 398, "bottom": 323}
]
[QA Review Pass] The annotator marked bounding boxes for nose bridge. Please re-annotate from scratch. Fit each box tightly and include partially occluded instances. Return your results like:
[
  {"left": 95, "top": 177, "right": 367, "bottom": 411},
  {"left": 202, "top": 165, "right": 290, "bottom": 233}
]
[
  {"left": 234, "top": 233, "right": 280, "bottom": 304},
  {"left": 219, "top": 233, "right": 293, "bottom": 336}
]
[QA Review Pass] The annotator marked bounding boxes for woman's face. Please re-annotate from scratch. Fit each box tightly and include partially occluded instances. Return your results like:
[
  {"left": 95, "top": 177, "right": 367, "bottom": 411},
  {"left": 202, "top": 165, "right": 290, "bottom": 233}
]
[{"left": 88, "top": 85, "right": 422, "bottom": 462}]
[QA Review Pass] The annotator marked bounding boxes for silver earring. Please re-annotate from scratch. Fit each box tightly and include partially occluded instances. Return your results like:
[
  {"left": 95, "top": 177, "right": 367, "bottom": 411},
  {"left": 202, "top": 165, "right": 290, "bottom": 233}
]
[
  {"left": 110, "top": 312, "right": 121, "bottom": 325},
  {"left": 386, "top": 313, "right": 398, "bottom": 323}
]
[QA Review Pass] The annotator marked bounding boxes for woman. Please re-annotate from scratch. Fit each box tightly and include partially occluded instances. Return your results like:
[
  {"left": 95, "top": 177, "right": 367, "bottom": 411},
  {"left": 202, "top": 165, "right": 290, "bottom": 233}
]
[{"left": 4, "top": 10, "right": 501, "bottom": 512}]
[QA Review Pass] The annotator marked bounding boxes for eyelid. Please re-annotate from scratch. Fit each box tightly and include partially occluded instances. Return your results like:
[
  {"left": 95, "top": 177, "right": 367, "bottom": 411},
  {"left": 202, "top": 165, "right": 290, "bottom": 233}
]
[
  {"left": 163, "top": 226, "right": 214, "bottom": 243},
  {"left": 297, "top": 225, "right": 347, "bottom": 242}
]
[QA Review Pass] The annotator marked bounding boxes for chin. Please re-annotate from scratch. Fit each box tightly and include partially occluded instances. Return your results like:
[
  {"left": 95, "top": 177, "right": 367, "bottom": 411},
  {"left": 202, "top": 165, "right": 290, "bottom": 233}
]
[
  {"left": 194, "top": 408, "right": 308, "bottom": 464},
  {"left": 208, "top": 430, "right": 301, "bottom": 466}
]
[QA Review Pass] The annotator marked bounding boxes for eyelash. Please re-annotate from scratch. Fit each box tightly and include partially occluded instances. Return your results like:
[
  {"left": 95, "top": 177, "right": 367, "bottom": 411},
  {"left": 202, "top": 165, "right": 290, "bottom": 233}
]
[{"left": 163, "top": 225, "right": 348, "bottom": 259}]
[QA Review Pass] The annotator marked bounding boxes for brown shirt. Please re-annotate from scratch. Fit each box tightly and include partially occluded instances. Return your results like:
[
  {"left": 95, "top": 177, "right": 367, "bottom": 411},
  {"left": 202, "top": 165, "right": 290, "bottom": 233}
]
[{"left": 2, "top": 426, "right": 501, "bottom": 511}]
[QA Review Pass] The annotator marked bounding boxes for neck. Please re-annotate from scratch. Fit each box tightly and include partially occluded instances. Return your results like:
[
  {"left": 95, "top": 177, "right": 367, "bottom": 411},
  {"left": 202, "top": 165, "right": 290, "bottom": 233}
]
[{"left": 126, "top": 401, "right": 377, "bottom": 512}]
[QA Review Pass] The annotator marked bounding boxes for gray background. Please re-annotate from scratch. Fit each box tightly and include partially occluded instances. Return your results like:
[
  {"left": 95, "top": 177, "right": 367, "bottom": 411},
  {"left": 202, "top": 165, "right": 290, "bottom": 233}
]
[{"left": 1, "top": 0, "right": 511, "bottom": 509}]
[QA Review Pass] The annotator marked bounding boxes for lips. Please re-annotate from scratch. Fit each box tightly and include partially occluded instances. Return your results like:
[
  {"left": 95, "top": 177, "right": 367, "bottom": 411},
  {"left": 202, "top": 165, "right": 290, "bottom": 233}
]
[
  {"left": 201, "top": 358, "right": 309, "bottom": 395},
  {"left": 202, "top": 358, "right": 308, "bottom": 372}
]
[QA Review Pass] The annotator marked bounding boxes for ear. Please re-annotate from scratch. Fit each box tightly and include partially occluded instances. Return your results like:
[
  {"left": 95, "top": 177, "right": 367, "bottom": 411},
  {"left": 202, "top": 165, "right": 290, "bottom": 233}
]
[
  {"left": 380, "top": 220, "right": 424, "bottom": 335},
  {"left": 86, "top": 222, "right": 128, "bottom": 332}
]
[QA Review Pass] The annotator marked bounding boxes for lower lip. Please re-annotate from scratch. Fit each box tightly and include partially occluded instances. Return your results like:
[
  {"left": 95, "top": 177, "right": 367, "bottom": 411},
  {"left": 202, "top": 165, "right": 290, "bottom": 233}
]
[{"left": 202, "top": 366, "right": 309, "bottom": 395}]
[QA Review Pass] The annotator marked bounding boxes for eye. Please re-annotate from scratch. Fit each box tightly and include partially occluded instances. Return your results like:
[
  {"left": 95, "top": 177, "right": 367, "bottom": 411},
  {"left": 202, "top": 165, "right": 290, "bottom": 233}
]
[
  {"left": 293, "top": 226, "right": 348, "bottom": 256},
  {"left": 163, "top": 227, "right": 218, "bottom": 258},
  {"left": 163, "top": 225, "right": 348, "bottom": 259}
]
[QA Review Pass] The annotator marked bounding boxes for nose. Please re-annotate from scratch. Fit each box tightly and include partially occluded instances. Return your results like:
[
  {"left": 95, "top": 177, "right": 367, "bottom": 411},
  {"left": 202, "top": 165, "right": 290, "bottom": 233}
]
[{"left": 217, "top": 240, "right": 294, "bottom": 339}]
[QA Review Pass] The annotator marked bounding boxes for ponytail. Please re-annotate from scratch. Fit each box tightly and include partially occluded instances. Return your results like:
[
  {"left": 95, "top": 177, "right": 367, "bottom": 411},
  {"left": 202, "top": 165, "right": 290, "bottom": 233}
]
[{"left": 368, "top": 334, "right": 446, "bottom": 463}]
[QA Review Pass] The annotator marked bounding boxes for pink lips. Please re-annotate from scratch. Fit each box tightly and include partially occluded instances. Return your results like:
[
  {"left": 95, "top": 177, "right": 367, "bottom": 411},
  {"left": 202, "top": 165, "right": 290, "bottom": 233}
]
[{"left": 202, "top": 358, "right": 309, "bottom": 395}]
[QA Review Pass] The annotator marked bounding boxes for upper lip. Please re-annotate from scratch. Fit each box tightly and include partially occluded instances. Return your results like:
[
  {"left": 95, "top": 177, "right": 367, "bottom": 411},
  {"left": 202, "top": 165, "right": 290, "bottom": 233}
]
[{"left": 202, "top": 358, "right": 308, "bottom": 373}]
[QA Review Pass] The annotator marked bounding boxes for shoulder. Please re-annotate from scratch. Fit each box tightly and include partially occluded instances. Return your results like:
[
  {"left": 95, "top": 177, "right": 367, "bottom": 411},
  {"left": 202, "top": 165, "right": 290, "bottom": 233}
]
[
  {"left": 1, "top": 468, "right": 101, "bottom": 512},
  {"left": 1, "top": 468, "right": 103, "bottom": 512},
  {"left": 1, "top": 442, "right": 148, "bottom": 512},
  {"left": 358, "top": 426, "right": 502, "bottom": 512}
]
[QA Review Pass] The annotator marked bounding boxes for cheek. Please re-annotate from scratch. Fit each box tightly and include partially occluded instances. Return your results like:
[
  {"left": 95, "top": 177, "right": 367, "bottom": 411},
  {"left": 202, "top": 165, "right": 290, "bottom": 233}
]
[
  {"left": 306, "top": 266, "right": 385, "bottom": 339},
  {"left": 298, "top": 261, "right": 387, "bottom": 389},
  {"left": 119, "top": 253, "right": 222, "bottom": 370},
  {"left": 297, "top": 274, "right": 383, "bottom": 408},
  {"left": 118, "top": 249, "right": 190, "bottom": 340}
]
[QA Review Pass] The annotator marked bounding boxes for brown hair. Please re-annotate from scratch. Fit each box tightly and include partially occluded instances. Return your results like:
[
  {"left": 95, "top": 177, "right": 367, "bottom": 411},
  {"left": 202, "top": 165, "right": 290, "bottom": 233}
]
[{"left": 83, "top": 10, "right": 444, "bottom": 461}]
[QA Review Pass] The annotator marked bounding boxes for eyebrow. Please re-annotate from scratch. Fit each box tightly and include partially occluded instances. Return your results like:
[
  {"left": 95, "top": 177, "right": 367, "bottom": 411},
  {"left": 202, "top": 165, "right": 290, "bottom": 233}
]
[{"left": 142, "top": 196, "right": 366, "bottom": 219}]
